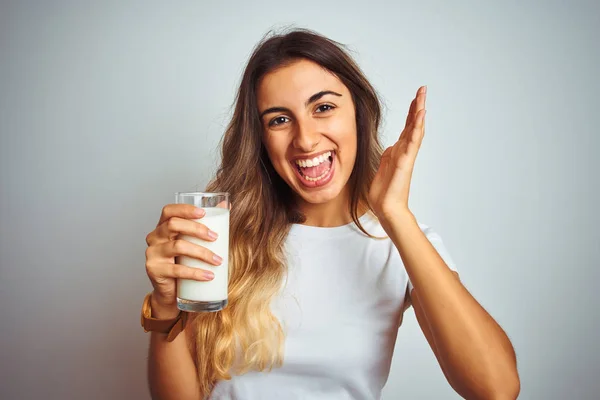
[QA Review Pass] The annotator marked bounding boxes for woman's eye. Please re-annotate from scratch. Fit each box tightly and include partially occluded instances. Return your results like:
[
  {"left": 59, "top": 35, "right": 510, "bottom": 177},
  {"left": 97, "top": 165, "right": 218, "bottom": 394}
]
[
  {"left": 316, "top": 104, "right": 335, "bottom": 113},
  {"left": 269, "top": 116, "right": 289, "bottom": 127}
]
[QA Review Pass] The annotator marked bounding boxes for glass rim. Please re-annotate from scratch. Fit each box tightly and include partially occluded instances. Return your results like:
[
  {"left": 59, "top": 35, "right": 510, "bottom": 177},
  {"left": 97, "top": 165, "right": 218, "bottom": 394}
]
[{"left": 174, "top": 191, "right": 229, "bottom": 197}]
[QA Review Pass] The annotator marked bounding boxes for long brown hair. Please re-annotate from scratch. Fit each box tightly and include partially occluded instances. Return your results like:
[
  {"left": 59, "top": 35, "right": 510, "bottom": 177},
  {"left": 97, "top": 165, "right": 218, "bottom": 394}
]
[{"left": 190, "top": 28, "right": 384, "bottom": 397}]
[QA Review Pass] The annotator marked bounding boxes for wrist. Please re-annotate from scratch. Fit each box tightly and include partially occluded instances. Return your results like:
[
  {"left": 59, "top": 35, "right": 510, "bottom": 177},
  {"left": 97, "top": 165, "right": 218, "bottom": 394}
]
[
  {"left": 150, "top": 293, "right": 181, "bottom": 320},
  {"left": 379, "top": 209, "right": 416, "bottom": 232}
]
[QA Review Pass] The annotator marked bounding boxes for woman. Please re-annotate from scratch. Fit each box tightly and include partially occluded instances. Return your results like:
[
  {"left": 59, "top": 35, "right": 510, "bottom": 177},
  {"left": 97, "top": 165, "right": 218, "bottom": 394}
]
[{"left": 142, "top": 29, "right": 520, "bottom": 399}]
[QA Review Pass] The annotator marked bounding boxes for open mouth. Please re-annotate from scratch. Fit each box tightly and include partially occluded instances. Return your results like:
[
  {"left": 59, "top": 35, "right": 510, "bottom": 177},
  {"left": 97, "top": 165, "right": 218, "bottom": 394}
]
[{"left": 290, "top": 150, "right": 336, "bottom": 188}]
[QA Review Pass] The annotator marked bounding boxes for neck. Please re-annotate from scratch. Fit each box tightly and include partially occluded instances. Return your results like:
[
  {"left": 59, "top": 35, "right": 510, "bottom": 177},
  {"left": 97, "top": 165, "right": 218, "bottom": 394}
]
[{"left": 295, "top": 186, "right": 369, "bottom": 227}]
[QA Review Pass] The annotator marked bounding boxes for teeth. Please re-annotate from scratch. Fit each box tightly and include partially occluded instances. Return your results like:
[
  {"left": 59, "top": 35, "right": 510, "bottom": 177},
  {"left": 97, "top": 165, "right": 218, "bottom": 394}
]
[
  {"left": 294, "top": 151, "right": 332, "bottom": 168},
  {"left": 304, "top": 167, "right": 331, "bottom": 182},
  {"left": 293, "top": 151, "right": 333, "bottom": 182}
]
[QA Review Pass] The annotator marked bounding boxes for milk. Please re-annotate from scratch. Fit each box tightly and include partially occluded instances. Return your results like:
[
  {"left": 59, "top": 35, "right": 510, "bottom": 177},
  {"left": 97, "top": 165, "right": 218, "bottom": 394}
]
[{"left": 177, "top": 207, "right": 229, "bottom": 302}]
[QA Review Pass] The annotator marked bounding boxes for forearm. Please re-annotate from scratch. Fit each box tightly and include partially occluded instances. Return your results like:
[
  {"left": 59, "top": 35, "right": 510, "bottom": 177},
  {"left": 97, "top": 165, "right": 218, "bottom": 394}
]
[
  {"left": 384, "top": 212, "right": 519, "bottom": 399},
  {"left": 148, "top": 298, "right": 201, "bottom": 400}
]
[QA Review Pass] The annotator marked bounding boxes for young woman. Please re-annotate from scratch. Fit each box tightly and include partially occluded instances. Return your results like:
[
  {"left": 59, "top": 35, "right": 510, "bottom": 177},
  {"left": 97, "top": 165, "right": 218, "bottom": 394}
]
[{"left": 142, "top": 29, "right": 520, "bottom": 400}]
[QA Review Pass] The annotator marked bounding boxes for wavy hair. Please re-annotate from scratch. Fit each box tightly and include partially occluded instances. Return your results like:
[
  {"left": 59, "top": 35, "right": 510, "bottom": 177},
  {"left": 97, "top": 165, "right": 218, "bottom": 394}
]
[{"left": 188, "top": 28, "right": 384, "bottom": 397}]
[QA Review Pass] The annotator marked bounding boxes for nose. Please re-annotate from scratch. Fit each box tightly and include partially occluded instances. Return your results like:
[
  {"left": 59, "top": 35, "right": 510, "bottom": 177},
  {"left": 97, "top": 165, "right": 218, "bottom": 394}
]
[{"left": 292, "top": 119, "right": 320, "bottom": 152}]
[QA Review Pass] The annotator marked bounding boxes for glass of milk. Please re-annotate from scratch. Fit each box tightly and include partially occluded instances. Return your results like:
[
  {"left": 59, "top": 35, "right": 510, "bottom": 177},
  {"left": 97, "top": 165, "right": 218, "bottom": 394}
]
[{"left": 175, "top": 192, "right": 230, "bottom": 312}]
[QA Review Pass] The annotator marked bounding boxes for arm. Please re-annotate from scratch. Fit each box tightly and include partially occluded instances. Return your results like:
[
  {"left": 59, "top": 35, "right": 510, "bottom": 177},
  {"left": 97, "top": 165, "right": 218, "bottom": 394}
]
[
  {"left": 403, "top": 271, "right": 459, "bottom": 387},
  {"left": 369, "top": 86, "right": 519, "bottom": 398},
  {"left": 388, "top": 213, "right": 520, "bottom": 400},
  {"left": 147, "top": 296, "right": 201, "bottom": 400},
  {"left": 144, "top": 204, "right": 222, "bottom": 400}
]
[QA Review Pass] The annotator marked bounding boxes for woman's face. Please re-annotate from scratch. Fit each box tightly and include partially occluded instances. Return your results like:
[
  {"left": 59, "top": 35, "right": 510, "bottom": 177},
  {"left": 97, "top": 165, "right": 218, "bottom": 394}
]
[{"left": 257, "top": 59, "right": 357, "bottom": 206}]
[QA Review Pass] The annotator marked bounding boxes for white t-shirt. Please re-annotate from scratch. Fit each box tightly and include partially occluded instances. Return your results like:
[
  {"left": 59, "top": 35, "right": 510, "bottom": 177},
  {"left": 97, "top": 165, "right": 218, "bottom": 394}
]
[{"left": 209, "top": 212, "right": 458, "bottom": 400}]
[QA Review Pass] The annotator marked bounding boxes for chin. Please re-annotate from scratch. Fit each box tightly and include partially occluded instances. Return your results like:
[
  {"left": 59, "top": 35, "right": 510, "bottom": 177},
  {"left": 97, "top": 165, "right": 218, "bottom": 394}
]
[{"left": 295, "top": 183, "right": 345, "bottom": 205}]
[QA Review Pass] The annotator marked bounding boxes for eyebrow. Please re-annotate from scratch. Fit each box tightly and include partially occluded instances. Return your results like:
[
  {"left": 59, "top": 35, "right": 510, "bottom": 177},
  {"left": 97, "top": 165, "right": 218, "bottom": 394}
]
[{"left": 259, "top": 90, "right": 343, "bottom": 119}]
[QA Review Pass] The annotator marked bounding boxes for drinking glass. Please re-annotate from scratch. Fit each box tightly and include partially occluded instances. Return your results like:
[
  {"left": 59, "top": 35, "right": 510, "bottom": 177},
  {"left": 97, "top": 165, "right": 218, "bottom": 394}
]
[{"left": 175, "top": 192, "right": 229, "bottom": 312}]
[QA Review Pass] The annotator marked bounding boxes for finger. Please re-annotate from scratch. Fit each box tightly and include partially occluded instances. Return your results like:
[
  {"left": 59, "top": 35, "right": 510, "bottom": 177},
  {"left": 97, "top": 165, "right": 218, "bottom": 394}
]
[
  {"left": 421, "top": 107, "right": 426, "bottom": 138},
  {"left": 404, "top": 98, "right": 417, "bottom": 128},
  {"left": 417, "top": 86, "right": 427, "bottom": 115},
  {"left": 401, "top": 86, "right": 426, "bottom": 139},
  {"left": 382, "top": 146, "right": 395, "bottom": 175},
  {"left": 151, "top": 239, "right": 223, "bottom": 266},
  {"left": 149, "top": 217, "right": 217, "bottom": 245},
  {"left": 146, "top": 261, "right": 215, "bottom": 281},
  {"left": 381, "top": 146, "right": 392, "bottom": 160},
  {"left": 378, "top": 147, "right": 391, "bottom": 171},
  {"left": 157, "top": 204, "right": 205, "bottom": 226},
  {"left": 410, "top": 86, "right": 427, "bottom": 125},
  {"left": 409, "top": 109, "right": 426, "bottom": 147},
  {"left": 404, "top": 86, "right": 425, "bottom": 128}
]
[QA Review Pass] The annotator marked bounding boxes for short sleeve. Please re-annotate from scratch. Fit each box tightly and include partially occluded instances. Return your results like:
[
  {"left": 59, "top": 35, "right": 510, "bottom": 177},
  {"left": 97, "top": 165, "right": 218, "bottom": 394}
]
[{"left": 406, "top": 224, "right": 458, "bottom": 294}]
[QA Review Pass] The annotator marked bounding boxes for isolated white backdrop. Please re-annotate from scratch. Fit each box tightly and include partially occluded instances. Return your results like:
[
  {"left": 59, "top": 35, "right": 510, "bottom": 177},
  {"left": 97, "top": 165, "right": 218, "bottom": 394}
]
[{"left": 1, "top": 1, "right": 598, "bottom": 399}]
